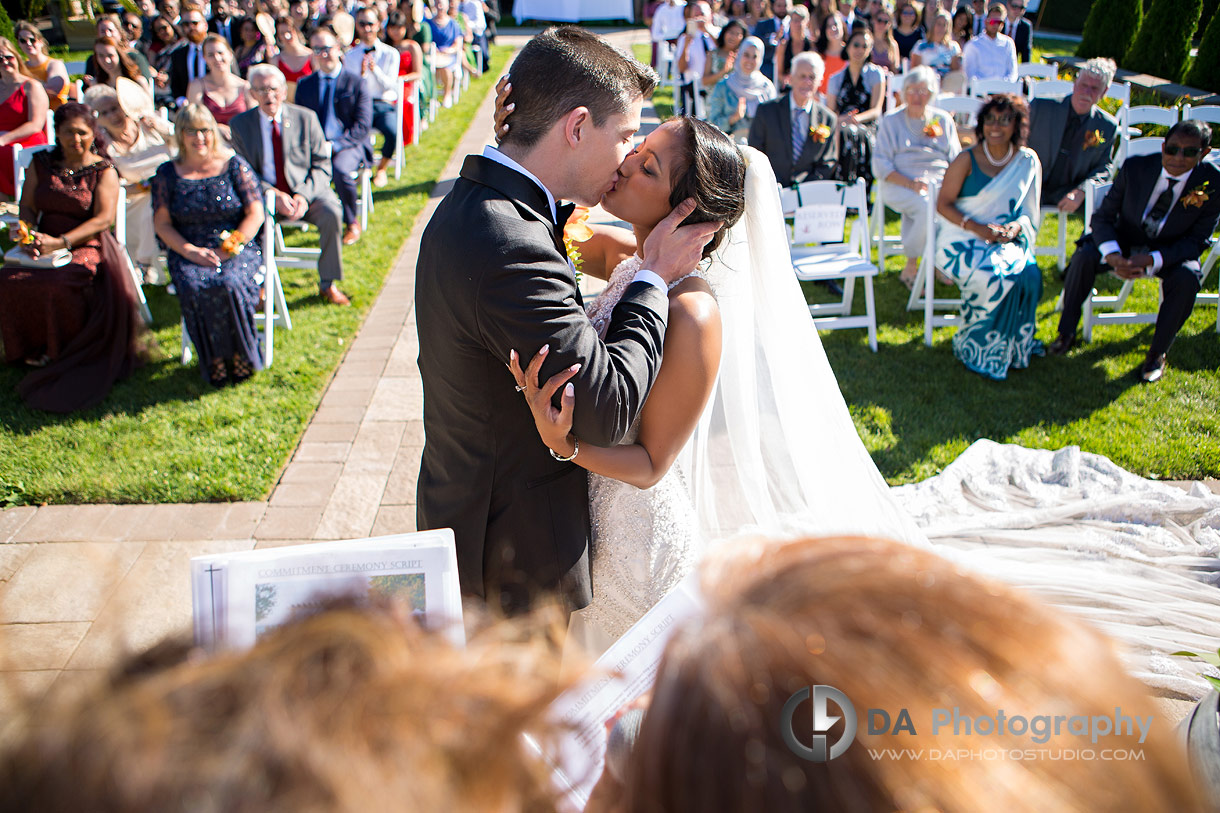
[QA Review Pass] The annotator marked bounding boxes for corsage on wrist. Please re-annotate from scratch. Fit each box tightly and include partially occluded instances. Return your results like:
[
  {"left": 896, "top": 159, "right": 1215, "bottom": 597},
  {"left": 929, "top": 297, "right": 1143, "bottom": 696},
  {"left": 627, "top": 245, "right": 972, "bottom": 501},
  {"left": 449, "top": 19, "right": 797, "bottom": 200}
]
[{"left": 219, "top": 230, "right": 246, "bottom": 255}]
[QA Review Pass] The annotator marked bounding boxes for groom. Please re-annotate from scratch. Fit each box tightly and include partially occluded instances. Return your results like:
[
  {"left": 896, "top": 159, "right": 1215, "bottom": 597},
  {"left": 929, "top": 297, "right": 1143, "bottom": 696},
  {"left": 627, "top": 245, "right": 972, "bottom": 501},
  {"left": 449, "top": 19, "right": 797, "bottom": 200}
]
[{"left": 416, "top": 27, "right": 719, "bottom": 615}]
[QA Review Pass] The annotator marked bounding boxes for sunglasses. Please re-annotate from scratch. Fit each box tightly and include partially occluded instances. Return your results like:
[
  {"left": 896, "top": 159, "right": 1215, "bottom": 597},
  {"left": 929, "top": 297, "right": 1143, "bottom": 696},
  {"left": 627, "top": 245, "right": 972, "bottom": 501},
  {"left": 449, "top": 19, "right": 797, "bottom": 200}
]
[
  {"left": 983, "top": 114, "right": 1013, "bottom": 125},
  {"left": 311, "top": 45, "right": 337, "bottom": 53},
  {"left": 0, "top": 54, "right": 17, "bottom": 64},
  {"left": 17, "top": 36, "right": 37, "bottom": 45},
  {"left": 1163, "top": 144, "right": 1204, "bottom": 158}
]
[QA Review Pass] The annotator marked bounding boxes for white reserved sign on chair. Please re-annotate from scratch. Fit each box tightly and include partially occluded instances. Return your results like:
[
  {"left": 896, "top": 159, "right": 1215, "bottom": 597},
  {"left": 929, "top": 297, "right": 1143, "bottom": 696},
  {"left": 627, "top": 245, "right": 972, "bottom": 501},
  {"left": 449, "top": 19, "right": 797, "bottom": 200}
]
[{"left": 793, "top": 203, "right": 846, "bottom": 244}]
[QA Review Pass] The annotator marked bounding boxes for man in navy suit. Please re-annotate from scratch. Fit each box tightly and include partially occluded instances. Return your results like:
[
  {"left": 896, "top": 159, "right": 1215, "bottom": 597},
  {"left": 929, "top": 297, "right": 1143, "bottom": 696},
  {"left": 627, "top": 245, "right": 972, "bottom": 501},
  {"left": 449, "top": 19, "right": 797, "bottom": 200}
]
[
  {"left": 1005, "top": 0, "right": 1032, "bottom": 62},
  {"left": 1050, "top": 121, "right": 1220, "bottom": 382},
  {"left": 296, "top": 26, "right": 374, "bottom": 246},
  {"left": 207, "top": 0, "right": 237, "bottom": 45}
]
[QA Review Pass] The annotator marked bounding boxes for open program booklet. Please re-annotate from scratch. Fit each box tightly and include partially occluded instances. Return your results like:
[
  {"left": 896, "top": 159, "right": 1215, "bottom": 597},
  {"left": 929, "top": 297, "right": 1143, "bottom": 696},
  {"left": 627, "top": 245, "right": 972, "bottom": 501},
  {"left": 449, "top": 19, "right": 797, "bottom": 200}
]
[{"left": 190, "top": 530, "right": 465, "bottom": 651}]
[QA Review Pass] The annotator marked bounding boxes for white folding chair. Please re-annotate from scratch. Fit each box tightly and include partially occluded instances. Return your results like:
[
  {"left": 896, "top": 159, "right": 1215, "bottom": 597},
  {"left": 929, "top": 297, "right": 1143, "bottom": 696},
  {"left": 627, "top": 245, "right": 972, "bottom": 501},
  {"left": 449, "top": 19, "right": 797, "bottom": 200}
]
[
  {"left": 1181, "top": 104, "right": 1220, "bottom": 166},
  {"left": 113, "top": 185, "right": 153, "bottom": 325},
  {"left": 918, "top": 181, "right": 961, "bottom": 345},
  {"left": 1121, "top": 107, "right": 1177, "bottom": 162},
  {"left": 887, "top": 72, "right": 910, "bottom": 113},
  {"left": 1125, "top": 136, "right": 1165, "bottom": 160},
  {"left": 12, "top": 143, "right": 54, "bottom": 198},
  {"left": 935, "top": 93, "right": 982, "bottom": 138},
  {"left": 1017, "top": 62, "right": 1057, "bottom": 82},
  {"left": 426, "top": 43, "right": 439, "bottom": 121},
  {"left": 786, "top": 179, "right": 880, "bottom": 351},
  {"left": 392, "top": 77, "right": 411, "bottom": 180},
  {"left": 1027, "top": 78, "right": 1074, "bottom": 101},
  {"left": 970, "top": 78, "right": 1022, "bottom": 98}
]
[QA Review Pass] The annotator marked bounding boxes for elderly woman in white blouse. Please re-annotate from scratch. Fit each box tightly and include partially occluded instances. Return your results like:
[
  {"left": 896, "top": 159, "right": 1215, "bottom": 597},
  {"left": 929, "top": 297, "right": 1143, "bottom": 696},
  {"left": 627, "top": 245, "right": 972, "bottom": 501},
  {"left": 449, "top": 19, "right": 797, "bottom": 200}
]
[
  {"left": 872, "top": 66, "right": 960, "bottom": 288},
  {"left": 83, "top": 79, "right": 177, "bottom": 280}
]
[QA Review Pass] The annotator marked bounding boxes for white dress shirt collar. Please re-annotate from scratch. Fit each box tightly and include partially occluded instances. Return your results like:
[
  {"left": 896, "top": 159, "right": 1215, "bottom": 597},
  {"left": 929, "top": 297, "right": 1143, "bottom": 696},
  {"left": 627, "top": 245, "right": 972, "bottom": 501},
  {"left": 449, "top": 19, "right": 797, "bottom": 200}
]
[{"left": 482, "top": 145, "right": 558, "bottom": 223}]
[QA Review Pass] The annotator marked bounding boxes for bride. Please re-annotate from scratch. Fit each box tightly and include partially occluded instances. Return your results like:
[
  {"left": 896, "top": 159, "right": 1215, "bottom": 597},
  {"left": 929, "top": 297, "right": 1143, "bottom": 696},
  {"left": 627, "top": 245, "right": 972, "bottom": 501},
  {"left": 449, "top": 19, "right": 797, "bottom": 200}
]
[{"left": 504, "top": 110, "right": 925, "bottom": 651}]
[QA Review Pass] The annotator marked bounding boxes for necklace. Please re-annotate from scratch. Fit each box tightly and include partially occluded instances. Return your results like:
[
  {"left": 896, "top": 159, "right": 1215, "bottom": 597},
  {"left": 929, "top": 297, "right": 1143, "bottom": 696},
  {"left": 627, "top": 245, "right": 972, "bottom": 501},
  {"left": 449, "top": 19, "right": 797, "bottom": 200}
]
[
  {"left": 902, "top": 110, "right": 929, "bottom": 138},
  {"left": 982, "top": 140, "right": 1014, "bottom": 167}
]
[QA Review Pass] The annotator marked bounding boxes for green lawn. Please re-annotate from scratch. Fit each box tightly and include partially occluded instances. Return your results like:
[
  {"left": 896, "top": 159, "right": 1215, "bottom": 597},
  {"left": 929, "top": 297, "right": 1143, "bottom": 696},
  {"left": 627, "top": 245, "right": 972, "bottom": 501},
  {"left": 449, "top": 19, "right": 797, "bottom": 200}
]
[
  {"left": 635, "top": 42, "right": 1220, "bottom": 485},
  {"left": 0, "top": 44, "right": 511, "bottom": 506}
]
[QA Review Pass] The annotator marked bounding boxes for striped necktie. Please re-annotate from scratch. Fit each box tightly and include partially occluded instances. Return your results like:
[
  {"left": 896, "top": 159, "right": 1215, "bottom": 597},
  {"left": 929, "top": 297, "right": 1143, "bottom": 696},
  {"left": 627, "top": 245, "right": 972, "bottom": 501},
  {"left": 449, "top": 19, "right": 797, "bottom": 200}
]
[
  {"left": 1142, "top": 179, "right": 1176, "bottom": 241},
  {"left": 792, "top": 107, "right": 807, "bottom": 160}
]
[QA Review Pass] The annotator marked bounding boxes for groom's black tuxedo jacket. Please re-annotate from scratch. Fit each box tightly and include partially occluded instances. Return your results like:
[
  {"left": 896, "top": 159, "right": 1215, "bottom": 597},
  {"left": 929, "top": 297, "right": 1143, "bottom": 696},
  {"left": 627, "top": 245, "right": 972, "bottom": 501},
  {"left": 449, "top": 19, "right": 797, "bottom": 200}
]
[
  {"left": 415, "top": 154, "right": 670, "bottom": 615},
  {"left": 1086, "top": 153, "right": 1220, "bottom": 273}
]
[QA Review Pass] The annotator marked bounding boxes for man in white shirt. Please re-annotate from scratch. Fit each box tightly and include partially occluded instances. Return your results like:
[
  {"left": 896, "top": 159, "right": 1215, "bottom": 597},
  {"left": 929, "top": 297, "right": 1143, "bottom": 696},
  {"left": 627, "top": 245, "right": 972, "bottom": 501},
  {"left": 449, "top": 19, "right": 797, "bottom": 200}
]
[
  {"left": 962, "top": 3, "right": 1017, "bottom": 83},
  {"left": 231, "top": 65, "right": 350, "bottom": 305},
  {"left": 344, "top": 6, "right": 400, "bottom": 187},
  {"left": 1050, "top": 121, "right": 1220, "bottom": 382},
  {"left": 652, "top": 0, "right": 688, "bottom": 65},
  {"left": 675, "top": 1, "right": 715, "bottom": 115},
  {"left": 169, "top": 7, "right": 211, "bottom": 105}
]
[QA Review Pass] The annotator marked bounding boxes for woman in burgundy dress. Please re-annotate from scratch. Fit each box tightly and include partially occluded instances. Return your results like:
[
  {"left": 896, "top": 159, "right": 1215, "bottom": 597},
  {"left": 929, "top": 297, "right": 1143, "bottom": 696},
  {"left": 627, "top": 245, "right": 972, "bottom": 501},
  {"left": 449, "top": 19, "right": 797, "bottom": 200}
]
[
  {"left": 0, "top": 38, "right": 49, "bottom": 200},
  {"left": 0, "top": 102, "right": 146, "bottom": 412},
  {"left": 187, "top": 35, "right": 253, "bottom": 142}
]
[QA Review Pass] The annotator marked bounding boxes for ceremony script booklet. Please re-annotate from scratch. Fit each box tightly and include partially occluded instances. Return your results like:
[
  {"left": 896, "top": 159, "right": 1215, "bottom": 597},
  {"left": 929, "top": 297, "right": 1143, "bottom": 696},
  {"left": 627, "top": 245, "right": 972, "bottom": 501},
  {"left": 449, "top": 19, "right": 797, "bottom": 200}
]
[
  {"left": 190, "top": 530, "right": 465, "bottom": 651},
  {"left": 529, "top": 576, "right": 705, "bottom": 811}
]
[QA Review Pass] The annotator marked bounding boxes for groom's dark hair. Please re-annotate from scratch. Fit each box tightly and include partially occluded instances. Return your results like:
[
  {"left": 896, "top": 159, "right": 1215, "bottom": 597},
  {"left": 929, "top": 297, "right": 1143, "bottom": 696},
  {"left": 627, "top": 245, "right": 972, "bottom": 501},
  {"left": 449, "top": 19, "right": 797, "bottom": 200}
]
[{"left": 500, "top": 26, "right": 657, "bottom": 149}]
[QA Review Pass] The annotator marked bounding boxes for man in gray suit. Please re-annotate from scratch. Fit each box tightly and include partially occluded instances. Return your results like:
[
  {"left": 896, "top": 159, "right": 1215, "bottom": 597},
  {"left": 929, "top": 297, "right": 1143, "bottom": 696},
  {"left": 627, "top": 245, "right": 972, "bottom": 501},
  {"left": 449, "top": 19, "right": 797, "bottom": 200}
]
[
  {"left": 229, "top": 64, "right": 350, "bottom": 305},
  {"left": 1026, "top": 57, "right": 1119, "bottom": 213}
]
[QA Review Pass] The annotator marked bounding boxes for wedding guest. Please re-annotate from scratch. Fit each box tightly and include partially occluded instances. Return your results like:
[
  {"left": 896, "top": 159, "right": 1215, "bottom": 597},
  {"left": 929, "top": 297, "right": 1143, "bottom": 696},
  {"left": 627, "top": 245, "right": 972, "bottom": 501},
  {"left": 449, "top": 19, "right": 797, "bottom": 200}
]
[
  {"left": 209, "top": 0, "right": 239, "bottom": 44},
  {"left": 187, "top": 35, "right": 253, "bottom": 140},
  {"left": 405, "top": 1, "right": 436, "bottom": 119},
  {"left": 909, "top": 9, "right": 964, "bottom": 94},
  {"left": 934, "top": 93, "right": 1042, "bottom": 380},
  {"left": 951, "top": 5, "right": 973, "bottom": 51},
  {"left": 826, "top": 28, "right": 884, "bottom": 190},
  {"left": 675, "top": 1, "right": 716, "bottom": 115},
  {"left": 152, "top": 104, "right": 266, "bottom": 385},
  {"left": 703, "top": 18, "right": 747, "bottom": 90},
  {"left": 707, "top": 36, "right": 776, "bottom": 143},
  {"left": 749, "top": 51, "right": 837, "bottom": 185},
  {"left": 93, "top": 14, "right": 156, "bottom": 87},
  {"left": 15, "top": 22, "right": 69, "bottom": 111},
  {"left": 345, "top": 5, "right": 400, "bottom": 188},
  {"left": 384, "top": 11, "right": 424, "bottom": 145},
  {"left": 774, "top": 5, "right": 815, "bottom": 89},
  {"left": 1005, "top": 0, "right": 1031, "bottom": 63},
  {"left": 1050, "top": 121, "right": 1220, "bottom": 382},
  {"left": 848, "top": 0, "right": 870, "bottom": 27},
  {"left": 274, "top": 19, "right": 313, "bottom": 101},
  {"left": 0, "top": 603, "right": 572, "bottom": 812},
  {"left": 868, "top": 5, "right": 898, "bottom": 71},
  {"left": 0, "top": 38, "right": 50, "bottom": 200},
  {"left": 752, "top": 0, "right": 789, "bottom": 82},
  {"left": 427, "top": 0, "right": 463, "bottom": 108},
  {"left": 874, "top": 66, "right": 959, "bottom": 287},
  {"left": 169, "top": 7, "right": 216, "bottom": 104},
  {"left": 85, "top": 80, "right": 176, "bottom": 273},
  {"left": 725, "top": 0, "right": 747, "bottom": 21},
  {"left": 233, "top": 16, "right": 271, "bottom": 77},
  {"left": 652, "top": 0, "right": 688, "bottom": 69},
  {"left": 90, "top": 36, "right": 155, "bottom": 100},
  {"left": 742, "top": 0, "right": 766, "bottom": 32},
  {"left": 962, "top": 2, "right": 1017, "bottom": 83},
  {"left": 232, "top": 65, "right": 351, "bottom": 306},
  {"left": 815, "top": 10, "right": 846, "bottom": 96},
  {"left": 123, "top": 13, "right": 152, "bottom": 63},
  {"left": 1026, "top": 57, "right": 1118, "bottom": 212},
  {"left": 969, "top": 0, "right": 985, "bottom": 34},
  {"left": 296, "top": 27, "right": 373, "bottom": 246},
  {"left": 0, "top": 103, "right": 145, "bottom": 412},
  {"left": 892, "top": 0, "right": 923, "bottom": 60},
  {"left": 614, "top": 535, "right": 1204, "bottom": 812}
]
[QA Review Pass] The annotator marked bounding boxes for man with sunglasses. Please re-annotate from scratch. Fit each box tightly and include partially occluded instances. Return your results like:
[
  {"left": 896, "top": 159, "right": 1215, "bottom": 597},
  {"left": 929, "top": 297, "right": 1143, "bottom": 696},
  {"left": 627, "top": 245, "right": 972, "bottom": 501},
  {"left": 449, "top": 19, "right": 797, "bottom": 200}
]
[
  {"left": 343, "top": 7, "right": 399, "bottom": 188},
  {"left": 1050, "top": 120, "right": 1220, "bottom": 383},
  {"left": 1004, "top": 0, "right": 1031, "bottom": 62},
  {"left": 962, "top": 2, "right": 1017, "bottom": 83}
]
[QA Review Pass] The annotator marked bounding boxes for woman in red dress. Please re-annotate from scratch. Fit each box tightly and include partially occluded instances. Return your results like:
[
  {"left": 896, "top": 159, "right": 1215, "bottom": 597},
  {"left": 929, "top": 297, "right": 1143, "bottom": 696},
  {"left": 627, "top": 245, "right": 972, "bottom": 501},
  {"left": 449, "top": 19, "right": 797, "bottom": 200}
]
[
  {"left": 0, "top": 38, "right": 49, "bottom": 200},
  {"left": 274, "top": 19, "right": 313, "bottom": 103},
  {"left": 384, "top": 11, "right": 424, "bottom": 147},
  {"left": 0, "top": 103, "right": 146, "bottom": 412}
]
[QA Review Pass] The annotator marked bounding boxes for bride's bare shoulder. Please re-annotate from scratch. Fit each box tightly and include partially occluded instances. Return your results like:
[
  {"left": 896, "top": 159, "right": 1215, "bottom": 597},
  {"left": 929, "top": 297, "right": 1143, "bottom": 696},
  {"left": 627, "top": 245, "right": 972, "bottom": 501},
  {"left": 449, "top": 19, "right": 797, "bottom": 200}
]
[
  {"left": 667, "top": 277, "right": 720, "bottom": 330},
  {"left": 580, "top": 223, "right": 637, "bottom": 280}
]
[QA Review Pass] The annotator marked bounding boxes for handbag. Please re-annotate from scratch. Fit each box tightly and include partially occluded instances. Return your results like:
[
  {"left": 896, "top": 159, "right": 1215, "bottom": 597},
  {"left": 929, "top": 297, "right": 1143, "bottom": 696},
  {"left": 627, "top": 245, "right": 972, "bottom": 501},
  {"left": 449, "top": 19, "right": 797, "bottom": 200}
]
[{"left": 4, "top": 245, "right": 73, "bottom": 269}]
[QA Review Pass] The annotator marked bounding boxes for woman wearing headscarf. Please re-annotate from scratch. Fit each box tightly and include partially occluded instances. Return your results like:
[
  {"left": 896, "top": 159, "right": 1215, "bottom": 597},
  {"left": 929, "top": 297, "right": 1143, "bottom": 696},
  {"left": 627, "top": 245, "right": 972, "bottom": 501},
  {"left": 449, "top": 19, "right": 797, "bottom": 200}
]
[{"left": 707, "top": 36, "right": 776, "bottom": 143}]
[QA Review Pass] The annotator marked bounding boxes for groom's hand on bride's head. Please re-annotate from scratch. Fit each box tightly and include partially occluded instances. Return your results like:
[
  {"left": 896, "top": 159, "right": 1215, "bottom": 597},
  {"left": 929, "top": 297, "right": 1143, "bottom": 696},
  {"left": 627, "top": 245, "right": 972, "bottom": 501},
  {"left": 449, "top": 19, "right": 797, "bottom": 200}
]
[
  {"left": 641, "top": 198, "right": 722, "bottom": 283},
  {"left": 493, "top": 77, "right": 513, "bottom": 144}
]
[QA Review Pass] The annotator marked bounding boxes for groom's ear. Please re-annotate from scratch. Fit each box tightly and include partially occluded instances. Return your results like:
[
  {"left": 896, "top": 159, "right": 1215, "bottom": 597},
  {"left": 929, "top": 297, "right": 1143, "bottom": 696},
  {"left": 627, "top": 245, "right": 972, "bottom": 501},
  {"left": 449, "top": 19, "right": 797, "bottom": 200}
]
[{"left": 561, "top": 107, "right": 592, "bottom": 149}]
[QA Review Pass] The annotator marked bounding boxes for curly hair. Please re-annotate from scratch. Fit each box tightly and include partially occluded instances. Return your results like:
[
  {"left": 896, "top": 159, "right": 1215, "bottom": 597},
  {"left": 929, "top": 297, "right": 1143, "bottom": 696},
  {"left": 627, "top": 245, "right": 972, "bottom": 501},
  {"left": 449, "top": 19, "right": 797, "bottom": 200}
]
[{"left": 975, "top": 92, "right": 1029, "bottom": 147}]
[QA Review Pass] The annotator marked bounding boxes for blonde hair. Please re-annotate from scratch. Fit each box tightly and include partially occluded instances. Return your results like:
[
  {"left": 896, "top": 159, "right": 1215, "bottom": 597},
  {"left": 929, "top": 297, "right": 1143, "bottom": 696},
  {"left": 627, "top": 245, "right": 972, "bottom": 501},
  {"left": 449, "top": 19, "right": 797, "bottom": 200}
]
[
  {"left": 0, "top": 38, "right": 36, "bottom": 81},
  {"left": 174, "top": 102, "right": 234, "bottom": 161},
  {"left": 626, "top": 536, "right": 1203, "bottom": 813}
]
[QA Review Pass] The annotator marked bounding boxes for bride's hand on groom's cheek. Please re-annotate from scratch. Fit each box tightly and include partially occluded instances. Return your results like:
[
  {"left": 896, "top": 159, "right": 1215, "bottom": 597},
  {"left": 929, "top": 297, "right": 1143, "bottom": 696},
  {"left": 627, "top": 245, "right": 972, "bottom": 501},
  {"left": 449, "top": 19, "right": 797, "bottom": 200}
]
[
  {"left": 493, "top": 77, "right": 513, "bottom": 144},
  {"left": 508, "top": 345, "right": 580, "bottom": 455}
]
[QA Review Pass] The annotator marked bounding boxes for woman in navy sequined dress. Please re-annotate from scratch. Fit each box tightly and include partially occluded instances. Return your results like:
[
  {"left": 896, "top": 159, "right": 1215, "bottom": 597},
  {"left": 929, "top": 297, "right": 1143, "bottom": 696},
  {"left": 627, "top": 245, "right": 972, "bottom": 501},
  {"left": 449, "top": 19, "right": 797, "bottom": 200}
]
[{"left": 153, "top": 103, "right": 265, "bottom": 386}]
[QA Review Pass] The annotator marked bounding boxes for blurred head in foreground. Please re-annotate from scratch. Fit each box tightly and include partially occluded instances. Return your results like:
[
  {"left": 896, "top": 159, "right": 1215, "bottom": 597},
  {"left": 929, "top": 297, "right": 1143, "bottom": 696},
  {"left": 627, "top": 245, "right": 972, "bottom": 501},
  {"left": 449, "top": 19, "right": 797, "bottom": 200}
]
[
  {"left": 623, "top": 536, "right": 1201, "bottom": 812},
  {"left": 0, "top": 601, "right": 568, "bottom": 812}
]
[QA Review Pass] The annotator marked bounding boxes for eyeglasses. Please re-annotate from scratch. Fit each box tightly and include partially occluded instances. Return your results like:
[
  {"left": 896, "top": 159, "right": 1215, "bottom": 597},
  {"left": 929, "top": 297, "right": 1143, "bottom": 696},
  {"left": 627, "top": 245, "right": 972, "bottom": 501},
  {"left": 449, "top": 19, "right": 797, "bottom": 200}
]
[
  {"left": 983, "top": 114, "right": 1014, "bottom": 125},
  {"left": 250, "top": 84, "right": 284, "bottom": 94},
  {"left": 875, "top": 16, "right": 891, "bottom": 23},
  {"left": 358, "top": 19, "right": 378, "bottom": 26},
  {"left": 1163, "top": 144, "right": 1204, "bottom": 158},
  {"left": 311, "top": 45, "right": 337, "bottom": 54},
  {"left": 183, "top": 127, "right": 213, "bottom": 136}
]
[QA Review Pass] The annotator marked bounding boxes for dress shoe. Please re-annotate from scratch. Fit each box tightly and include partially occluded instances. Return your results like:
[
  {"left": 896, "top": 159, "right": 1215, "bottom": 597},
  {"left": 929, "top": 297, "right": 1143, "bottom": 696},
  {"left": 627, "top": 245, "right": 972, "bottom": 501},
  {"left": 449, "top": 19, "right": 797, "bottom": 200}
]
[
  {"left": 342, "top": 223, "right": 362, "bottom": 245},
  {"left": 320, "top": 285, "right": 351, "bottom": 306},
  {"left": 1046, "top": 334, "right": 1075, "bottom": 356},
  {"left": 1140, "top": 352, "right": 1166, "bottom": 383}
]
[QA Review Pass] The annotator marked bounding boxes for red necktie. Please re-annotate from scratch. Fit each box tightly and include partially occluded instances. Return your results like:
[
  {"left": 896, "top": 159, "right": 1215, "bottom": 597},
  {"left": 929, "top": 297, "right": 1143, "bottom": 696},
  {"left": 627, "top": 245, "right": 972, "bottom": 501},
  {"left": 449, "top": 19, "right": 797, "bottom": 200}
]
[{"left": 272, "top": 119, "right": 290, "bottom": 194}]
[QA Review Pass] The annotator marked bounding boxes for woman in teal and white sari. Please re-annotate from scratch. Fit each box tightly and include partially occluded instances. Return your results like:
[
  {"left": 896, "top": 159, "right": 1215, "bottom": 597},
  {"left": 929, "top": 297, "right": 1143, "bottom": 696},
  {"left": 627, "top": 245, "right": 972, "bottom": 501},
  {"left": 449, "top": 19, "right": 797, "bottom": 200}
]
[{"left": 935, "top": 94, "right": 1044, "bottom": 380}]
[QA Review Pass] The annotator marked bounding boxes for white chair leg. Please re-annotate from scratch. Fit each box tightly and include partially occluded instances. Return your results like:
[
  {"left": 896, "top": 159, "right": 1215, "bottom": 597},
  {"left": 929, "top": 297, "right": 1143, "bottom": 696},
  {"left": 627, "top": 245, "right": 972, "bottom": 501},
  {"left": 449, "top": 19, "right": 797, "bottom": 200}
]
[
  {"left": 1083, "top": 290, "right": 1095, "bottom": 342},
  {"left": 180, "top": 316, "right": 193, "bottom": 365},
  {"left": 864, "top": 275, "right": 877, "bottom": 352},
  {"left": 1057, "top": 210, "right": 1067, "bottom": 269}
]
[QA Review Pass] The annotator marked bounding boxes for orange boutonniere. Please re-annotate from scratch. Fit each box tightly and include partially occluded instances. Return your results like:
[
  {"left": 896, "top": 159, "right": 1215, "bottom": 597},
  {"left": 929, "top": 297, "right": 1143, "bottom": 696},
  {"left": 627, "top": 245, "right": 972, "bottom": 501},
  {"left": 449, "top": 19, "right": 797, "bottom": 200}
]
[
  {"left": 1182, "top": 181, "right": 1211, "bottom": 209},
  {"left": 810, "top": 124, "right": 832, "bottom": 143},
  {"left": 1083, "top": 129, "right": 1106, "bottom": 149},
  {"left": 563, "top": 205, "right": 593, "bottom": 281},
  {"left": 923, "top": 119, "right": 943, "bottom": 138}
]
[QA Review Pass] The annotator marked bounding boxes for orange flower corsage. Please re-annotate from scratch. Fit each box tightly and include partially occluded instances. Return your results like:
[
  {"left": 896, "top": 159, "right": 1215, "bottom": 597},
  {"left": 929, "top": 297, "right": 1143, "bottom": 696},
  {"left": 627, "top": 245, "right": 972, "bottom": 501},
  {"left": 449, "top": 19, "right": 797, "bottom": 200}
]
[
  {"left": 219, "top": 230, "right": 247, "bottom": 255},
  {"left": 810, "top": 124, "right": 832, "bottom": 143},
  {"left": 15, "top": 219, "right": 35, "bottom": 245},
  {"left": 1182, "top": 181, "right": 1210, "bottom": 209},
  {"left": 563, "top": 205, "right": 593, "bottom": 279},
  {"left": 1083, "top": 129, "right": 1106, "bottom": 149},
  {"left": 923, "top": 119, "right": 943, "bottom": 138}
]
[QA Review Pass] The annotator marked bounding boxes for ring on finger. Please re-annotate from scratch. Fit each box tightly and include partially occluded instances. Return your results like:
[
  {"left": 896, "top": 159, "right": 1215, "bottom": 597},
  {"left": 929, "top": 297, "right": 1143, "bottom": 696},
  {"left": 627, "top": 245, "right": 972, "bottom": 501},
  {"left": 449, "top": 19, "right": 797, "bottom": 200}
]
[{"left": 514, "top": 385, "right": 524, "bottom": 392}]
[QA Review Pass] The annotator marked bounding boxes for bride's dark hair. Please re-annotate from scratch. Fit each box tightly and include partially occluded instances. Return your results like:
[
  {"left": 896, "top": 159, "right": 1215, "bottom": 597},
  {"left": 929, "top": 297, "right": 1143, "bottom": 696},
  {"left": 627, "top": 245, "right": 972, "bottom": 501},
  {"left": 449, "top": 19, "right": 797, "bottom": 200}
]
[{"left": 667, "top": 117, "right": 747, "bottom": 260}]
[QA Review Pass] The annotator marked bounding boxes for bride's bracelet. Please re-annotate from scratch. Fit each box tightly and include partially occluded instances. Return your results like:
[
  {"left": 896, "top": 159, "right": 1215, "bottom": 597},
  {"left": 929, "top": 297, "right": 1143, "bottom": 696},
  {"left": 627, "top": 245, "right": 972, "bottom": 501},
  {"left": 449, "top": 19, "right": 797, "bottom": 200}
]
[{"left": 549, "top": 437, "right": 579, "bottom": 462}]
